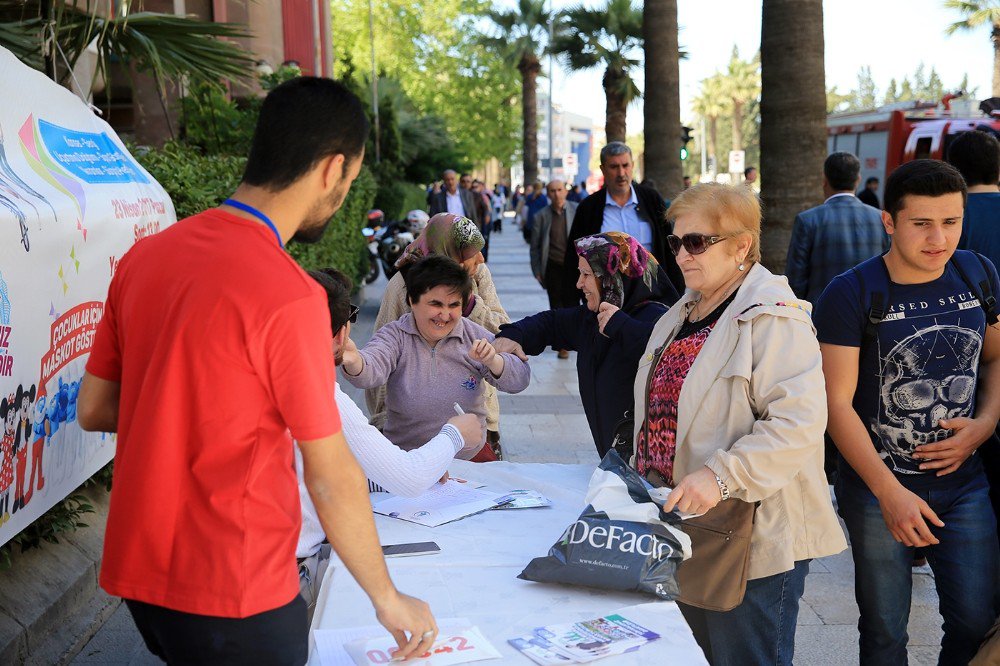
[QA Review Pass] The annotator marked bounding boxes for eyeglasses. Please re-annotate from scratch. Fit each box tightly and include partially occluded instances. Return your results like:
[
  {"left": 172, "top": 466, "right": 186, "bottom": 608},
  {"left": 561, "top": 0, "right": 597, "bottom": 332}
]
[
  {"left": 666, "top": 233, "right": 729, "bottom": 256},
  {"left": 348, "top": 303, "right": 360, "bottom": 324}
]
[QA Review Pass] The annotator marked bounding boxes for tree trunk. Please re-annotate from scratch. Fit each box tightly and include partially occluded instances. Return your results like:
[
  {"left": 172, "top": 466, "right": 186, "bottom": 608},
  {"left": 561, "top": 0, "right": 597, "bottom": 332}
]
[
  {"left": 731, "top": 100, "right": 744, "bottom": 153},
  {"left": 519, "top": 53, "right": 541, "bottom": 186},
  {"left": 993, "top": 23, "right": 1000, "bottom": 97},
  {"left": 760, "top": 0, "right": 826, "bottom": 272},
  {"left": 603, "top": 67, "right": 628, "bottom": 143},
  {"left": 642, "top": 0, "right": 682, "bottom": 197},
  {"left": 708, "top": 115, "right": 718, "bottom": 174}
]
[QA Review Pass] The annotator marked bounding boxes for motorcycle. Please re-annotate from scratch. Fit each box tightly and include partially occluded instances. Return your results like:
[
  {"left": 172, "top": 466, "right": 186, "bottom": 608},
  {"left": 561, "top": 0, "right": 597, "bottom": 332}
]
[
  {"left": 376, "top": 221, "right": 414, "bottom": 281},
  {"left": 361, "top": 226, "right": 380, "bottom": 284}
]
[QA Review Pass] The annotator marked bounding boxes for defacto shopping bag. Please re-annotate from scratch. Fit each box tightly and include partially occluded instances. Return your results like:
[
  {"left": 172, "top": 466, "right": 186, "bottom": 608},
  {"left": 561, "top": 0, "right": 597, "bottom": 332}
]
[{"left": 518, "top": 450, "right": 691, "bottom": 599}]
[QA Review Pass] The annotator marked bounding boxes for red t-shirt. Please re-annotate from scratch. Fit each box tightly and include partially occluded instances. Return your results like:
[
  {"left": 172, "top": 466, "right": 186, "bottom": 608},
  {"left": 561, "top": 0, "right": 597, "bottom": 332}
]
[{"left": 87, "top": 209, "right": 341, "bottom": 618}]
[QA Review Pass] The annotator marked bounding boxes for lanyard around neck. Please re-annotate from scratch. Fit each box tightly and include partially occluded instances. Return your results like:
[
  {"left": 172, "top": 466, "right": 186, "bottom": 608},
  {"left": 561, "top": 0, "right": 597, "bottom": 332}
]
[{"left": 223, "top": 198, "right": 284, "bottom": 248}]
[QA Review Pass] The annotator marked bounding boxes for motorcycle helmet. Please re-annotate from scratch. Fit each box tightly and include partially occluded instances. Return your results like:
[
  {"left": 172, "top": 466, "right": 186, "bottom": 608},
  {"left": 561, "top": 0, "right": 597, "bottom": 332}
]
[
  {"left": 403, "top": 209, "right": 430, "bottom": 234},
  {"left": 367, "top": 209, "right": 385, "bottom": 227}
]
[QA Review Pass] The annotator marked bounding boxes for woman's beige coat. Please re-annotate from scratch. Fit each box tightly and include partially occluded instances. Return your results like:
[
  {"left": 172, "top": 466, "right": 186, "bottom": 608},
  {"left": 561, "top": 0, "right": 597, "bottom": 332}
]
[
  {"left": 365, "top": 263, "right": 510, "bottom": 430},
  {"left": 633, "top": 263, "right": 847, "bottom": 580}
]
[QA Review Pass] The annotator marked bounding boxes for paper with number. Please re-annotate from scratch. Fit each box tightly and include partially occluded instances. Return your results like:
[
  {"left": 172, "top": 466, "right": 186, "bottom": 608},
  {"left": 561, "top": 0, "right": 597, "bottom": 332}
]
[
  {"left": 342, "top": 624, "right": 501, "bottom": 665},
  {"left": 509, "top": 614, "right": 660, "bottom": 664},
  {"left": 372, "top": 480, "right": 505, "bottom": 527}
]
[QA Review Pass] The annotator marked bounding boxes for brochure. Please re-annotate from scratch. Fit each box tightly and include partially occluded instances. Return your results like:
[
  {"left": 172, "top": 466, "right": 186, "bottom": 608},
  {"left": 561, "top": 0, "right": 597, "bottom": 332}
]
[
  {"left": 490, "top": 490, "right": 552, "bottom": 510},
  {"left": 372, "top": 480, "right": 506, "bottom": 527},
  {"left": 342, "top": 625, "right": 501, "bottom": 666},
  {"left": 509, "top": 614, "right": 659, "bottom": 664}
]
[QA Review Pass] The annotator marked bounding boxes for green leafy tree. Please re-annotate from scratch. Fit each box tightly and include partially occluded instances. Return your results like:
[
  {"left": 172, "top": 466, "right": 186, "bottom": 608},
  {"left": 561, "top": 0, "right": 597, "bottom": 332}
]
[
  {"left": 481, "top": 0, "right": 550, "bottom": 187},
  {"left": 884, "top": 78, "right": 900, "bottom": 104},
  {"left": 851, "top": 66, "right": 880, "bottom": 110},
  {"left": 827, "top": 85, "right": 852, "bottom": 113},
  {"left": 724, "top": 46, "right": 760, "bottom": 152},
  {"left": 945, "top": 0, "right": 1000, "bottom": 96},
  {"left": 552, "top": 0, "right": 644, "bottom": 142},
  {"left": 0, "top": 1, "right": 254, "bottom": 93},
  {"left": 331, "top": 0, "right": 519, "bottom": 170},
  {"left": 691, "top": 74, "right": 728, "bottom": 173}
]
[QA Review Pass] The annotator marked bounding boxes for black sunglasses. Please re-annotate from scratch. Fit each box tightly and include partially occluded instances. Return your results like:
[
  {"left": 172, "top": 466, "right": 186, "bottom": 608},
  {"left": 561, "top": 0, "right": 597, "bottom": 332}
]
[
  {"left": 348, "top": 303, "right": 360, "bottom": 324},
  {"left": 666, "top": 233, "right": 729, "bottom": 256}
]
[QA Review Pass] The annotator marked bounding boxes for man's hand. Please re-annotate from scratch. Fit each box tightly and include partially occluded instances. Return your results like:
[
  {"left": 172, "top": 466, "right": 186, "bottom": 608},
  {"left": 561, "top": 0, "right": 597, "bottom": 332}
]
[
  {"left": 662, "top": 466, "right": 723, "bottom": 515},
  {"left": 447, "top": 413, "right": 484, "bottom": 459},
  {"left": 874, "top": 482, "right": 944, "bottom": 547},
  {"left": 340, "top": 337, "right": 363, "bottom": 376},
  {"left": 913, "top": 416, "right": 993, "bottom": 476},
  {"left": 493, "top": 337, "right": 528, "bottom": 361},
  {"left": 373, "top": 591, "right": 438, "bottom": 661},
  {"left": 469, "top": 339, "right": 504, "bottom": 376},
  {"left": 596, "top": 302, "right": 619, "bottom": 335}
]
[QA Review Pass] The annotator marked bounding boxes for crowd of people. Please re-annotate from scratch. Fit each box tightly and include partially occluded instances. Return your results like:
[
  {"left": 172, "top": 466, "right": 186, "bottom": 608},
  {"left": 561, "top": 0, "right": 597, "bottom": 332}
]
[{"left": 70, "top": 77, "right": 1000, "bottom": 666}]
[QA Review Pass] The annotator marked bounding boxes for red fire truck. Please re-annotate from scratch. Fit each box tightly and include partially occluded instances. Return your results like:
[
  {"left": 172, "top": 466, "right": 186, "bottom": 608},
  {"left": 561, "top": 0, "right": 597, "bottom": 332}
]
[{"left": 827, "top": 93, "right": 1000, "bottom": 200}]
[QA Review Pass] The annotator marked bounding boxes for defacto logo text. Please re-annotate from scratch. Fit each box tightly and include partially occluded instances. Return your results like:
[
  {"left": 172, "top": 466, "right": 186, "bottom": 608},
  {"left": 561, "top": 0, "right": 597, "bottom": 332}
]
[{"left": 562, "top": 520, "right": 675, "bottom": 561}]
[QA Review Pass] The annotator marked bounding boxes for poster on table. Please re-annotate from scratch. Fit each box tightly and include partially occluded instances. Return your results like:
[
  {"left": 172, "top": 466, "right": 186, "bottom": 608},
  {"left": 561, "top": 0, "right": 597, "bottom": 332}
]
[{"left": 0, "top": 46, "right": 176, "bottom": 547}]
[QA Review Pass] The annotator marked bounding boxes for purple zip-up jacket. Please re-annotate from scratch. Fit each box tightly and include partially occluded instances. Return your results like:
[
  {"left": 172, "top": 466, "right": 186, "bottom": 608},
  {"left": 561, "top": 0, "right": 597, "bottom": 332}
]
[{"left": 344, "top": 313, "right": 530, "bottom": 451}]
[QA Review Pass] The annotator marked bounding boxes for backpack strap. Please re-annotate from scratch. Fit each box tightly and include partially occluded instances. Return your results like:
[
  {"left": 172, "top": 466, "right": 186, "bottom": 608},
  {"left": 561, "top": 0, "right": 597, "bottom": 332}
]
[
  {"left": 950, "top": 250, "right": 999, "bottom": 326},
  {"left": 851, "top": 257, "right": 890, "bottom": 352}
]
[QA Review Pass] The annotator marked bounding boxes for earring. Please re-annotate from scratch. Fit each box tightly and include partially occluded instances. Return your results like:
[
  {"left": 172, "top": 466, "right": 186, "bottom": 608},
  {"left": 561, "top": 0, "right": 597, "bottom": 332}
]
[{"left": 738, "top": 261, "right": 746, "bottom": 272}]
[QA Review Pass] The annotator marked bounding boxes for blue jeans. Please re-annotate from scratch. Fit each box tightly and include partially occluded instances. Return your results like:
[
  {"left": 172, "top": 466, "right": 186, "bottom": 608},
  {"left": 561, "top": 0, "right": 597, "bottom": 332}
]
[
  {"left": 678, "top": 560, "right": 809, "bottom": 665},
  {"left": 836, "top": 471, "right": 1000, "bottom": 665}
]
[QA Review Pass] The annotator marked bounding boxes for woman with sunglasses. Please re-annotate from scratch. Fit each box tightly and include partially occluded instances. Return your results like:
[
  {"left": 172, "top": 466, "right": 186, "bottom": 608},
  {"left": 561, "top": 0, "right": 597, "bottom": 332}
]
[
  {"left": 367, "top": 213, "right": 510, "bottom": 460},
  {"left": 633, "top": 183, "right": 845, "bottom": 665},
  {"left": 493, "top": 232, "right": 679, "bottom": 457}
]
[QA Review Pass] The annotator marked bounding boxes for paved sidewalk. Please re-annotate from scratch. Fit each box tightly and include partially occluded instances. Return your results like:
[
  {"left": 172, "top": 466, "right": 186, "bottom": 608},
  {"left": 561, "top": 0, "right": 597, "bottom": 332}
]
[{"left": 72, "top": 224, "right": 946, "bottom": 665}]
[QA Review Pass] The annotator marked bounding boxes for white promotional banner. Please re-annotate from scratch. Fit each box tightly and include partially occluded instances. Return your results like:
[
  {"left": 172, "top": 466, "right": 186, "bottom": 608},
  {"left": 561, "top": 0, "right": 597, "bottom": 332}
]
[{"left": 0, "top": 46, "right": 176, "bottom": 547}]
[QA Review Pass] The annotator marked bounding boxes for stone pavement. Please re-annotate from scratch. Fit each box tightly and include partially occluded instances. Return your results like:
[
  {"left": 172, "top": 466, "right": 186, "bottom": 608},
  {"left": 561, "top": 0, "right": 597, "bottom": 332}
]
[{"left": 70, "top": 222, "right": 946, "bottom": 664}]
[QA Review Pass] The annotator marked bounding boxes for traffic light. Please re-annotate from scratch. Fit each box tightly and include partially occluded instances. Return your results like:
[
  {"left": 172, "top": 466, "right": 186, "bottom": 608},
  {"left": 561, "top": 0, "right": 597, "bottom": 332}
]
[{"left": 680, "top": 126, "right": 693, "bottom": 161}]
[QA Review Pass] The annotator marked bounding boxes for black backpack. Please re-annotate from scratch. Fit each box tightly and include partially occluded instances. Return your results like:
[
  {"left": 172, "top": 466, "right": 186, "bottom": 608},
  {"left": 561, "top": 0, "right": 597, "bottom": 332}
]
[{"left": 851, "top": 250, "right": 999, "bottom": 351}]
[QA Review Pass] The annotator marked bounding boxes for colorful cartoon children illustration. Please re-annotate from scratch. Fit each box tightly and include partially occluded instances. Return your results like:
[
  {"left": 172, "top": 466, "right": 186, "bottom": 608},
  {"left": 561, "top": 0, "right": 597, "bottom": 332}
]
[
  {"left": 66, "top": 379, "right": 80, "bottom": 422},
  {"left": 29, "top": 393, "right": 47, "bottom": 495},
  {"left": 0, "top": 392, "right": 16, "bottom": 524},
  {"left": 11, "top": 383, "right": 34, "bottom": 512}
]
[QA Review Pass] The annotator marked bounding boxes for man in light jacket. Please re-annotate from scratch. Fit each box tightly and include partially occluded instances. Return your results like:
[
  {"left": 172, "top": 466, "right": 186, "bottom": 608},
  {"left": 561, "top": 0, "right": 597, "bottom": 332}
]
[{"left": 530, "top": 180, "right": 579, "bottom": 359}]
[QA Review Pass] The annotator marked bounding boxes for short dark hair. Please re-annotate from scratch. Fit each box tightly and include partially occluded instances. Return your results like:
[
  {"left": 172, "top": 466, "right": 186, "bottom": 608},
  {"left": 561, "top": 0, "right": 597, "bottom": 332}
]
[
  {"left": 744, "top": 166, "right": 756, "bottom": 177},
  {"left": 824, "top": 152, "right": 861, "bottom": 191},
  {"left": 865, "top": 176, "right": 879, "bottom": 186},
  {"left": 883, "top": 159, "right": 968, "bottom": 221},
  {"left": 307, "top": 267, "right": 354, "bottom": 334},
  {"left": 946, "top": 130, "right": 1000, "bottom": 187},
  {"left": 403, "top": 255, "right": 472, "bottom": 308},
  {"left": 242, "top": 77, "right": 369, "bottom": 191}
]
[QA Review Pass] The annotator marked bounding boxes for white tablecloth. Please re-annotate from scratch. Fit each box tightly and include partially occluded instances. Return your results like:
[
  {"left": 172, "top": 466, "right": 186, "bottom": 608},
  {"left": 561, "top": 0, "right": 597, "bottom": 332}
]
[{"left": 309, "top": 460, "right": 707, "bottom": 665}]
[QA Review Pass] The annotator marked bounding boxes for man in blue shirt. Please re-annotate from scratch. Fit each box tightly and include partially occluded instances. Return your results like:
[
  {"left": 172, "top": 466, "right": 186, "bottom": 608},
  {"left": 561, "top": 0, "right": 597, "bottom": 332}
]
[
  {"left": 785, "top": 151, "right": 890, "bottom": 304},
  {"left": 949, "top": 128, "right": 1000, "bottom": 548},
  {"left": 566, "top": 142, "right": 683, "bottom": 294},
  {"left": 815, "top": 159, "right": 1000, "bottom": 665}
]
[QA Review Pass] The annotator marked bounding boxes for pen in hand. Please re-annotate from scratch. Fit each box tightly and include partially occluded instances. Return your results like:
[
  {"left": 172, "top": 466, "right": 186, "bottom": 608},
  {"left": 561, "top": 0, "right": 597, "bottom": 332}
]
[{"left": 453, "top": 402, "right": 465, "bottom": 416}]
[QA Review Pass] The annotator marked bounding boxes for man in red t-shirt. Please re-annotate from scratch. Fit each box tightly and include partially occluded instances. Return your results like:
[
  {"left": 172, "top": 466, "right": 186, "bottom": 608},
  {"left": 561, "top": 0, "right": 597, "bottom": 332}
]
[{"left": 78, "top": 78, "right": 437, "bottom": 665}]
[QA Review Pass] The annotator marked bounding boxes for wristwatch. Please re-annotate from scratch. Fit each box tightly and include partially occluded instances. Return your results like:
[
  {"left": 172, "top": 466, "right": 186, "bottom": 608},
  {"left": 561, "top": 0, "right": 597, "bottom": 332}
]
[{"left": 713, "top": 473, "right": 731, "bottom": 501}]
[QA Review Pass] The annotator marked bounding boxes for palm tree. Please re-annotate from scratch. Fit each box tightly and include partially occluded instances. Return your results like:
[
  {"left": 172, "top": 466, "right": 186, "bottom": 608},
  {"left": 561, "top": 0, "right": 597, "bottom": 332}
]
[
  {"left": 0, "top": 2, "right": 254, "bottom": 93},
  {"left": 945, "top": 0, "right": 1000, "bottom": 96},
  {"left": 481, "top": 0, "right": 550, "bottom": 187},
  {"left": 724, "top": 46, "right": 760, "bottom": 153},
  {"left": 691, "top": 74, "right": 727, "bottom": 175},
  {"left": 552, "top": 0, "right": 643, "bottom": 143},
  {"left": 760, "top": 0, "right": 826, "bottom": 272},
  {"left": 642, "top": 0, "right": 682, "bottom": 196}
]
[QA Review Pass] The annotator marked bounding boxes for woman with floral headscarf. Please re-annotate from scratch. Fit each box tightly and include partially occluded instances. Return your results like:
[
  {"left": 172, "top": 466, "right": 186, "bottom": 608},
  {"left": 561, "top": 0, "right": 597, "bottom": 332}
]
[
  {"left": 493, "top": 232, "right": 679, "bottom": 456},
  {"left": 368, "top": 213, "right": 510, "bottom": 458}
]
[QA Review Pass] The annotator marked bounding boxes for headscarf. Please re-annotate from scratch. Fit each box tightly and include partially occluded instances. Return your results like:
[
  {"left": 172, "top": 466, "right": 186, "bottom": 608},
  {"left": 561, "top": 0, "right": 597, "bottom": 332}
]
[
  {"left": 395, "top": 213, "right": 484, "bottom": 269},
  {"left": 574, "top": 232, "right": 670, "bottom": 309}
]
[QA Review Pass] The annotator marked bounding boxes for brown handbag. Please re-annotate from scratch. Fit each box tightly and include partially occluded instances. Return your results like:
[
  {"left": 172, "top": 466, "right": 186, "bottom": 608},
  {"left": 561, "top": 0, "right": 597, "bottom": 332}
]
[{"left": 640, "top": 343, "right": 759, "bottom": 612}]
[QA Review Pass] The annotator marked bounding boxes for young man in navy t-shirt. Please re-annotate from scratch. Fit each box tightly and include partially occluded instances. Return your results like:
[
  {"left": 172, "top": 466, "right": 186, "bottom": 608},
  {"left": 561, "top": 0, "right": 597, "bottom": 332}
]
[{"left": 815, "top": 159, "right": 1000, "bottom": 665}]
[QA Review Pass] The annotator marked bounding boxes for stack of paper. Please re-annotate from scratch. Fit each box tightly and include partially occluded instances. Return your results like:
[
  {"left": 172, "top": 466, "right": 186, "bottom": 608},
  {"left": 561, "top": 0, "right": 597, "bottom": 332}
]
[
  {"left": 490, "top": 490, "right": 552, "bottom": 510},
  {"left": 372, "top": 480, "right": 506, "bottom": 527},
  {"left": 508, "top": 614, "right": 660, "bottom": 665}
]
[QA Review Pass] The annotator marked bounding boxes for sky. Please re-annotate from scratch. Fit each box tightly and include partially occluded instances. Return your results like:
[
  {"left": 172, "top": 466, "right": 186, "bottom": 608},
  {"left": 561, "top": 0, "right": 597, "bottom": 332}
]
[{"left": 508, "top": 0, "right": 995, "bottom": 134}]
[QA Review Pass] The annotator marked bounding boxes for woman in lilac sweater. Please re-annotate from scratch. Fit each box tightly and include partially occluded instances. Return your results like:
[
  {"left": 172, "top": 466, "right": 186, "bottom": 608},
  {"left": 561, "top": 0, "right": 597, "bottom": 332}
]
[{"left": 341, "top": 256, "right": 530, "bottom": 459}]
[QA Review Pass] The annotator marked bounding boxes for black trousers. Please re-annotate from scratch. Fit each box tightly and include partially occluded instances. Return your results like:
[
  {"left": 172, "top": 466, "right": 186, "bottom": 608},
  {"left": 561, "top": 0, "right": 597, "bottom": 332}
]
[
  {"left": 544, "top": 260, "right": 581, "bottom": 310},
  {"left": 126, "top": 595, "right": 307, "bottom": 665}
]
